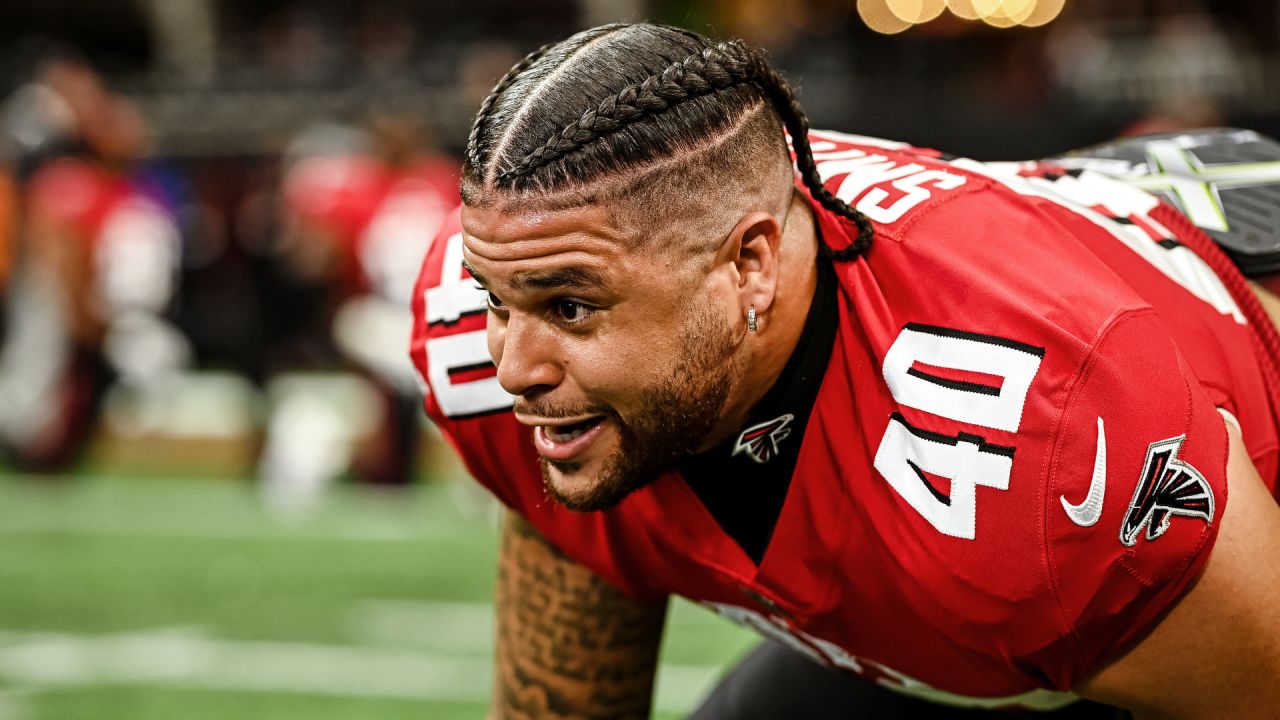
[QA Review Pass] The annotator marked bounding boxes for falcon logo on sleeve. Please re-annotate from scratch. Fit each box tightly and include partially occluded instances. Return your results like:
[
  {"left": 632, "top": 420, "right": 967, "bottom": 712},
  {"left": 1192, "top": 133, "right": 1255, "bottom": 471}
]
[
  {"left": 733, "top": 414, "right": 794, "bottom": 464},
  {"left": 1120, "top": 435, "right": 1216, "bottom": 546}
]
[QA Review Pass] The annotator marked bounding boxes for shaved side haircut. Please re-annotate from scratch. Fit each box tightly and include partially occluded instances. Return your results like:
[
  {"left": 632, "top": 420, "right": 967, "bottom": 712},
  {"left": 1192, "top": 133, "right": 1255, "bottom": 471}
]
[{"left": 461, "top": 23, "right": 875, "bottom": 260}]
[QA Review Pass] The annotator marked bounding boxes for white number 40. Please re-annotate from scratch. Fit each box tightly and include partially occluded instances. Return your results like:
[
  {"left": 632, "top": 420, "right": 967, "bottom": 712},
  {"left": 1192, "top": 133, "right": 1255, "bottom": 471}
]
[
  {"left": 874, "top": 324, "right": 1044, "bottom": 539},
  {"left": 422, "top": 233, "right": 514, "bottom": 418}
]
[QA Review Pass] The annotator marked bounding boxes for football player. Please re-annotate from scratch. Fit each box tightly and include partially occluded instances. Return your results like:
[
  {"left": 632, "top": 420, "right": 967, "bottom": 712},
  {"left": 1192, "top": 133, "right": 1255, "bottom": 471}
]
[
  {"left": 411, "top": 24, "right": 1280, "bottom": 719},
  {"left": 5, "top": 79, "right": 185, "bottom": 471},
  {"left": 266, "top": 116, "right": 458, "bottom": 490}
]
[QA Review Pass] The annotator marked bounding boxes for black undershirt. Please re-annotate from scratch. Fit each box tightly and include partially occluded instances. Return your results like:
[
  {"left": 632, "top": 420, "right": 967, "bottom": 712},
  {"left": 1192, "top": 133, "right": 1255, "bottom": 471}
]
[{"left": 679, "top": 256, "right": 840, "bottom": 564}]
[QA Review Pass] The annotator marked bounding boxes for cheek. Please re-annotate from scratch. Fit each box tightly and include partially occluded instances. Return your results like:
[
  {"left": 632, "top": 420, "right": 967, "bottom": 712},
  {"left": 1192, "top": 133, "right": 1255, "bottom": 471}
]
[{"left": 565, "top": 325, "right": 684, "bottom": 400}]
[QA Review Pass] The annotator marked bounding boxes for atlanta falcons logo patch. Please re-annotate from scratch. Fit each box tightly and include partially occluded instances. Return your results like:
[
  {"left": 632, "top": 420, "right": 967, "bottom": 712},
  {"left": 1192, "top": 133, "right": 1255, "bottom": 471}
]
[
  {"left": 1120, "top": 435, "right": 1215, "bottom": 546},
  {"left": 733, "top": 414, "right": 795, "bottom": 464}
]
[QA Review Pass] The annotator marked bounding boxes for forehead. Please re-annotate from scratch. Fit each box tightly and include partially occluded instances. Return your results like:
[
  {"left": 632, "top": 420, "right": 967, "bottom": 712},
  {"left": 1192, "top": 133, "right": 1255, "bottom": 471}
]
[{"left": 460, "top": 202, "right": 633, "bottom": 276}]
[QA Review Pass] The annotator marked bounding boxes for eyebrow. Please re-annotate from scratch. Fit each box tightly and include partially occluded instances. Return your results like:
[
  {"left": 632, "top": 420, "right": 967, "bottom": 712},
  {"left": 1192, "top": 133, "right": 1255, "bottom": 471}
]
[
  {"left": 462, "top": 259, "right": 608, "bottom": 293},
  {"left": 460, "top": 258, "right": 490, "bottom": 287}
]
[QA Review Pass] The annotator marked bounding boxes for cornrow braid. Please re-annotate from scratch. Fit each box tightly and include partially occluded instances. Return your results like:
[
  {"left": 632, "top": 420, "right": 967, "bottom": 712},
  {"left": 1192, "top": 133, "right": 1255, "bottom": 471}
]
[
  {"left": 466, "top": 24, "right": 875, "bottom": 261},
  {"left": 464, "top": 41, "right": 557, "bottom": 172},
  {"left": 496, "top": 41, "right": 752, "bottom": 184}
]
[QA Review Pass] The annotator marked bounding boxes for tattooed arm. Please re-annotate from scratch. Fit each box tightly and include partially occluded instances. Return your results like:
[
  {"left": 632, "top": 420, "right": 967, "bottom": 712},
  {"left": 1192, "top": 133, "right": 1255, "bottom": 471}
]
[{"left": 491, "top": 511, "right": 669, "bottom": 720}]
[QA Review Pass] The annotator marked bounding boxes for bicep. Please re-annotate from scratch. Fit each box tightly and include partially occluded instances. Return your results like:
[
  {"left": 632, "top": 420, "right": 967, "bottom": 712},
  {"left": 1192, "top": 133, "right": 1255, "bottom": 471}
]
[
  {"left": 1077, "top": 422, "right": 1280, "bottom": 718},
  {"left": 492, "top": 511, "right": 669, "bottom": 720}
]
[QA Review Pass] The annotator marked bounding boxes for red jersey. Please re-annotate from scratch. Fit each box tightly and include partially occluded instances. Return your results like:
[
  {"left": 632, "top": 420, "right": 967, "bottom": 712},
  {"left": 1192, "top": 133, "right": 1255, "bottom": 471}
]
[
  {"left": 284, "top": 153, "right": 458, "bottom": 302},
  {"left": 27, "top": 157, "right": 180, "bottom": 317},
  {"left": 410, "top": 131, "right": 1280, "bottom": 708}
]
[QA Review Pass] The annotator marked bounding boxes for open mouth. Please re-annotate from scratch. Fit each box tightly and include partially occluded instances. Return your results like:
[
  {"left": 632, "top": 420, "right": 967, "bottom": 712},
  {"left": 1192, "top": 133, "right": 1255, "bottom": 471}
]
[
  {"left": 544, "top": 416, "right": 605, "bottom": 442},
  {"left": 534, "top": 416, "right": 608, "bottom": 461}
]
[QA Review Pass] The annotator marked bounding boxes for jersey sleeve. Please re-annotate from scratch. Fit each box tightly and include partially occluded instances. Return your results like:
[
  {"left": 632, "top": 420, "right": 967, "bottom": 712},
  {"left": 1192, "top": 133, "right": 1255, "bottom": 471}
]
[
  {"left": 1036, "top": 308, "right": 1229, "bottom": 689},
  {"left": 408, "top": 210, "right": 518, "bottom": 499}
]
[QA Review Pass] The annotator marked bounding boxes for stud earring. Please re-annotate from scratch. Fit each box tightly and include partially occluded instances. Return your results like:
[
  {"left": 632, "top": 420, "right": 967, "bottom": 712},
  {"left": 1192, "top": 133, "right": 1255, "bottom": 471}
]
[{"left": 747, "top": 305, "right": 758, "bottom": 333}]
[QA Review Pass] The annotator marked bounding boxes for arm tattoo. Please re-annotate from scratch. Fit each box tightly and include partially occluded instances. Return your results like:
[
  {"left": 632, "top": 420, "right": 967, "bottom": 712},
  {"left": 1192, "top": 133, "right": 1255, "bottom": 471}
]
[{"left": 492, "top": 512, "right": 668, "bottom": 720}]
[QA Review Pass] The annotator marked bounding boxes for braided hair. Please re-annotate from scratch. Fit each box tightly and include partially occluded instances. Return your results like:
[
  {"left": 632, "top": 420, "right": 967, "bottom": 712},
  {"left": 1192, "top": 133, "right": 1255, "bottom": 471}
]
[{"left": 463, "top": 24, "right": 873, "bottom": 261}]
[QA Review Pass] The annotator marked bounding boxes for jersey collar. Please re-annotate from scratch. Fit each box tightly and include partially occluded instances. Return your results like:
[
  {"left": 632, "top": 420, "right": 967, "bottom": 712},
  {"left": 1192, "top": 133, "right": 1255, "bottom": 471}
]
[{"left": 678, "top": 251, "right": 840, "bottom": 564}]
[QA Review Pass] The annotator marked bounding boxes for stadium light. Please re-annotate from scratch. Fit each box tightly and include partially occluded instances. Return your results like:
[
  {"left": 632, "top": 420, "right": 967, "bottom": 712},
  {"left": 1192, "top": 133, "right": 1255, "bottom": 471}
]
[
  {"left": 945, "top": 0, "right": 981, "bottom": 21},
  {"left": 857, "top": 0, "right": 914, "bottom": 34},
  {"left": 1018, "top": 0, "right": 1065, "bottom": 27},
  {"left": 974, "top": 0, "right": 1035, "bottom": 26},
  {"left": 862, "top": 0, "right": 1067, "bottom": 32},
  {"left": 886, "top": 0, "right": 947, "bottom": 24}
]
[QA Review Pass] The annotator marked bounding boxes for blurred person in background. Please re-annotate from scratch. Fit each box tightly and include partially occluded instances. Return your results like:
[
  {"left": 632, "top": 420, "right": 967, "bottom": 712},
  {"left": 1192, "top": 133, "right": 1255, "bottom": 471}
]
[
  {"left": 0, "top": 150, "right": 15, "bottom": 304},
  {"left": 258, "top": 112, "right": 458, "bottom": 501},
  {"left": 0, "top": 56, "right": 188, "bottom": 472}
]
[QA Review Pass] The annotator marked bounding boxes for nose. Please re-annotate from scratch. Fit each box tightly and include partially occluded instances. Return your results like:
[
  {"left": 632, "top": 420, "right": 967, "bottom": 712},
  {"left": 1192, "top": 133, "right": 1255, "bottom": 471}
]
[{"left": 489, "top": 315, "right": 563, "bottom": 397}]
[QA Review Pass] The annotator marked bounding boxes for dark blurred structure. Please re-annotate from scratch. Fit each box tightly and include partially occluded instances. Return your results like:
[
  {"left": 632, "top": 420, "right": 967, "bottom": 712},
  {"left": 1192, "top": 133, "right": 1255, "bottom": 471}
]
[
  {"left": 0, "top": 0, "right": 1276, "bottom": 480},
  {"left": 0, "top": 0, "right": 580, "bottom": 156},
  {"left": 4, "top": 0, "right": 1274, "bottom": 159}
]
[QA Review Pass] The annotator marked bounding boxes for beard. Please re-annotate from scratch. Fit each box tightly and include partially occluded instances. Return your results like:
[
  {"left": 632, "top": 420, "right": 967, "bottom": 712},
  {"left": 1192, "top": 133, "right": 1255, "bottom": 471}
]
[{"left": 539, "top": 301, "right": 738, "bottom": 511}]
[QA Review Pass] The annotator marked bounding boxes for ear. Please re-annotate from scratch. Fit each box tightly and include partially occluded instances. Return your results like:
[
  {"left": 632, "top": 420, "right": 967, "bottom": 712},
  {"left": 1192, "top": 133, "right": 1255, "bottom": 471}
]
[{"left": 721, "top": 210, "right": 783, "bottom": 322}]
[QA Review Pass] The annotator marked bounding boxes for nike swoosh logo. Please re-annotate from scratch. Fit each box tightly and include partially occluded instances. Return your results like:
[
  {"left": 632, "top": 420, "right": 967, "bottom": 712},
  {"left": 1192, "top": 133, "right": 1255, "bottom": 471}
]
[{"left": 1061, "top": 417, "right": 1106, "bottom": 527}]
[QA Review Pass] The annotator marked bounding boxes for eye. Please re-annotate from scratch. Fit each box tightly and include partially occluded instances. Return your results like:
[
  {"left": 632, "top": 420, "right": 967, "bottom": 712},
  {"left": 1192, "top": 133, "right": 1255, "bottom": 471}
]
[
  {"left": 554, "top": 299, "right": 593, "bottom": 324},
  {"left": 486, "top": 291, "right": 505, "bottom": 310}
]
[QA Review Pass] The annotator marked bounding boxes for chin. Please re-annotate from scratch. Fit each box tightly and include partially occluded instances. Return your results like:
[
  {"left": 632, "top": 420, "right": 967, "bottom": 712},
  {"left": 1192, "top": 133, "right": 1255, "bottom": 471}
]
[
  {"left": 540, "top": 456, "right": 629, "bottom": 511},
  {"left": 540, "top": 442, "right": 653, "bottom": 513},
  {"left": 541, "top": 458, "right": 606, "bottom": 510}
]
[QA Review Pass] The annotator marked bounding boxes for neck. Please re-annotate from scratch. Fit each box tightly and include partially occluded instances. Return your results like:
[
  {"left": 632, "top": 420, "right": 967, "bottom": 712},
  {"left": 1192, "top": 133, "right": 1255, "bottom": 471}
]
[{"left": 700, "top": 190, "right": 821, "bottom": 450}]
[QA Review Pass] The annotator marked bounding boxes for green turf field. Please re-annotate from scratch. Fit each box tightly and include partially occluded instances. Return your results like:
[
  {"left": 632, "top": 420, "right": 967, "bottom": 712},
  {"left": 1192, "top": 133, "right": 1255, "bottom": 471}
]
[{"left": 0, "top": 469, "right": 758, "bottom": 719}]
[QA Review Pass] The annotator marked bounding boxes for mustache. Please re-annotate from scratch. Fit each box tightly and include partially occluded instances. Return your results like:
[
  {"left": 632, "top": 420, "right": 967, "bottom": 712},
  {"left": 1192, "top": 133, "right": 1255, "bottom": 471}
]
[{"left": 513, "top": 399, "right": 614, "bottom": 420}]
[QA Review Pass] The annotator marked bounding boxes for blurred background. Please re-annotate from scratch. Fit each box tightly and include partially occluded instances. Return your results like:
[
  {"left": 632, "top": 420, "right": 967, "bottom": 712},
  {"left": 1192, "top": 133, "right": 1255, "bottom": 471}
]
[{"left": 0, "top": 0, "right": 1275, "bottom": 718}]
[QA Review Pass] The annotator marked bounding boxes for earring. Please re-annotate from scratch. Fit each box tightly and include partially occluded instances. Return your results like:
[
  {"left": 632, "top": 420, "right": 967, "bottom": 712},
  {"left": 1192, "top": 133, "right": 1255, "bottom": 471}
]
[{"left": 747, "top": 305, "right": 758, "bottom": 333}]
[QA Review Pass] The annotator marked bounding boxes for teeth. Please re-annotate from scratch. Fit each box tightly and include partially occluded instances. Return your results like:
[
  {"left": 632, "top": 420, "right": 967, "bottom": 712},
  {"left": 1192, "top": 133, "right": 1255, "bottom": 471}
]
[
  {"left": 547, "top": 426, "right": 587, "bottom": 443},
  {"left": 544, "top": 418, "right": 600, "bottom": 443}
]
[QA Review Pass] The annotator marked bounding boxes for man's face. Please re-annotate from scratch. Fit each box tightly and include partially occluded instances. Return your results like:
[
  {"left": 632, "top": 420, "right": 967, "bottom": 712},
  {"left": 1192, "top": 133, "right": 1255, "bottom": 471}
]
[{"left": 461, "top": 203, "right": 742, "bottom": 511}]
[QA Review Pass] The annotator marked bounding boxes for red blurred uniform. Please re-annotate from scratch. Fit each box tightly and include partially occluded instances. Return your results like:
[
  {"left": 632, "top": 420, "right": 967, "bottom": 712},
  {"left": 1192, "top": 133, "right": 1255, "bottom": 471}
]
[
  {"left": 17, "top": 155, "right": 180, "bottom": 468},
  {"left": 273, "top": 146, "right": 458, "bottom": 487},
  {"left": 411, "top": 131, "right": 1280, "bottom": 706},
  {"left": 283, "top": 153, "right": 458, "bottom": 303}
]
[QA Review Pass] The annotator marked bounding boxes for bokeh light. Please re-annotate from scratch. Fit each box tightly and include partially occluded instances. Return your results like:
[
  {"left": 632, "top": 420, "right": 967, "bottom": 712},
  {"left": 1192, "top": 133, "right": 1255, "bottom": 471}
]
[
  {"left": 1020, "top": 0, "right": 1066, "bottom": 27},
  {"left": 873, "top": 0, "right": 1068, "bottom": 30},
  {"left": 975, "top": 0, "right": 1037, "bottom": 27},
  {"left": 886, "top": 0, "right": 947, "bottom": 24},
  {"left": 946, "top": 0, "right": 982, "bottom": 21},
  {"left": 858, "top": 0, "right": 914, "bottom": 34}
]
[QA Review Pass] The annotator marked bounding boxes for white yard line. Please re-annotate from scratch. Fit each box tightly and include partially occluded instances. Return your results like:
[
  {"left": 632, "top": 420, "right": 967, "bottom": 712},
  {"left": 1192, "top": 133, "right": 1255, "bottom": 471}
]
[
  {"left": 0, "top": 504, "right": 449, "bottom": 543},
  {"left": 348, "top": 599, "right": 727, "bottom": 711},
  {"left": 0, "top": 520, "right": 426, "bottom": 543},
  {"left": 349, "top": 599, "right": 495, "bottom": 654},
  {"left": 0, "top": 477, "right": 485, "bottom": 544},
  {"left": 0, "top": 626, "right": 722, "bottom": 713}
]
